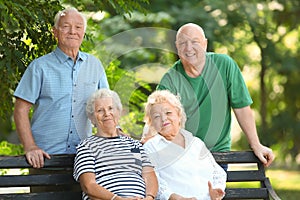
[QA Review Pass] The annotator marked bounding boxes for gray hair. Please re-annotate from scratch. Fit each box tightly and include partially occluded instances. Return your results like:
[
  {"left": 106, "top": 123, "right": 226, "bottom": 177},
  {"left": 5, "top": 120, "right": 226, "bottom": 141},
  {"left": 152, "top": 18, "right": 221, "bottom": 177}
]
[
  {"left": 53, "top": 7, "right": 87, "bottom": 32},
  {"left": 86, "top": 89, "right": 123, "bottom": 121},
  {"left": 144, "top": 90, "right": 186, "bottom": 129}
]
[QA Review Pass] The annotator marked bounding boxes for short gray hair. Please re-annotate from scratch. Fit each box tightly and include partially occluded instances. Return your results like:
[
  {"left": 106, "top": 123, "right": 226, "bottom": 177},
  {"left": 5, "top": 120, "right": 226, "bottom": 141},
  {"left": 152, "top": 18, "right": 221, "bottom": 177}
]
[
  {"left": 86, "top": 88, "right": 123, "bottom": 121},
  {"left": 53, "top": 7, "right": 87, "bottom": 31}
]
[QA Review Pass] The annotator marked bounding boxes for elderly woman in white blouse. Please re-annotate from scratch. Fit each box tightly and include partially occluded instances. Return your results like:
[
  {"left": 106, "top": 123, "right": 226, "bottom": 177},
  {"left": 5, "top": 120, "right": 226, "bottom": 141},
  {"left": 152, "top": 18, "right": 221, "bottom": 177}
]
[{"left": 143, "top": 90, "right": 226, "bottom": 200}]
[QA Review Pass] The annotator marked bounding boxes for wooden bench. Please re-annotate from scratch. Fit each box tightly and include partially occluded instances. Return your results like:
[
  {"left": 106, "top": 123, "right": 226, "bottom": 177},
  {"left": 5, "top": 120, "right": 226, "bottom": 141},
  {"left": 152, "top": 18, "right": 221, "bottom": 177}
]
[
  {"left": 0, "top": 151, "right": 281, "bottom": 200},
  {"left": 213, "top": 151, "right": 281, "bottom": 200},
  {"left": 0, "top": 154, "right": 81, "bottom": 200}
]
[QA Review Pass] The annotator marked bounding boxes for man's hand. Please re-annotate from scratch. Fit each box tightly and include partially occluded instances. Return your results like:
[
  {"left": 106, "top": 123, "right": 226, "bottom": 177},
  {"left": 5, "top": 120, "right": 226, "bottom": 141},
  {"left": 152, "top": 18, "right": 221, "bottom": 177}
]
[
  {"left": 25, "top": 145, "right": 51, "bottom": 168},
  {"left": 208, "top": 181, "right": 225, "bottom": 200},
  {"left": 252, "top": 144, "right": 275, "bottom": 167}
]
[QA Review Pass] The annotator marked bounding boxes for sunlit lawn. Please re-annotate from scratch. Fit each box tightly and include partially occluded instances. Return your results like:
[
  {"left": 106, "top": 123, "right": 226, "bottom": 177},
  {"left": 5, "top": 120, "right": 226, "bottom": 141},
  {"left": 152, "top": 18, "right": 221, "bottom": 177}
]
[
  {"left": 266, "top": 169, "right": 300, "bottom": 199},
  {"left": 226, "top": 167, "right": 300, "bottom": 200}
]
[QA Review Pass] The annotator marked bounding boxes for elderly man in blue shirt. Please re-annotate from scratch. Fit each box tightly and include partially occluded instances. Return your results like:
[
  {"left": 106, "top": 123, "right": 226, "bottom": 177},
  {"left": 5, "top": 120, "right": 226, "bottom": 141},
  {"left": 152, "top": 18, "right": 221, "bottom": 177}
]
[{"left": 13, "top": 7, "right": 109, "bottom": 169}]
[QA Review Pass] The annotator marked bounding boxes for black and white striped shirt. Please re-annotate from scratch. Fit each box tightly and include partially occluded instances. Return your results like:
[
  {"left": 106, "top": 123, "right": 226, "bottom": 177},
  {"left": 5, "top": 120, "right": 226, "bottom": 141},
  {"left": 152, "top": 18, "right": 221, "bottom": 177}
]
[{"left": 73, "top": 135, "right": 153, "bottom": 200}]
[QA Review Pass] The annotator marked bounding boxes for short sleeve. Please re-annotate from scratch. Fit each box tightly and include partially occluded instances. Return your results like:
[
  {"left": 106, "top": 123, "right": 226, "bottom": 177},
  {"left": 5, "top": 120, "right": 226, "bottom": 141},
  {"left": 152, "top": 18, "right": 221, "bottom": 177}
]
[
  {"left": 73, "top": 142, "right": 96, "bottom": 182},
  {"left": 225, "top": 56, "right": 253, "bottom": 108},
  {"left": 13, "top": 59, "right": 42, "bottom": 104},
  {"left": 138, "top": 142, "right": 154, "bottom": 168}
]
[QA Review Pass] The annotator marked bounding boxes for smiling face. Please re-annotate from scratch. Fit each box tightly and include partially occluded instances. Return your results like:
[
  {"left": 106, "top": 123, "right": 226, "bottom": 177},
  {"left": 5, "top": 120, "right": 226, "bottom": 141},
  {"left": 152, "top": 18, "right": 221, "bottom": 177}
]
[
  {"left": 176, "top": 24, "right": 208, "bottom": 71},
  {"left": 93, "top": 97, "right": 120, "bottom": 136},
  {"left": 149, "top": 102, "right": 181, "bottom": 141},
  {"left": 53, "top": 10, "right": 85, "bottom": 53}
]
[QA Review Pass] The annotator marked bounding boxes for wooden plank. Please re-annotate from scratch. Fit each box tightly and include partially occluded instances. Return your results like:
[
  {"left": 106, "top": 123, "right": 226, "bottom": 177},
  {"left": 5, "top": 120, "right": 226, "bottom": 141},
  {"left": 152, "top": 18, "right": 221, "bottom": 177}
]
[
  {"left": 0, "top": 174, "right": 78, "bottom": 187},
  {"left": 212, "top": 151, "right": 260, "bottom": 164},
  {"left": 226, "top": 170, "right": 266, "bottom": 182},
  {"left": 0, "top": 154, "right": 75, "bottom": 169},
  {"left": 224, "top": 188, "right": 269, "bottom": 199},
  {"left": 0, "top": 191, "right": 82, "bottom": 200}
]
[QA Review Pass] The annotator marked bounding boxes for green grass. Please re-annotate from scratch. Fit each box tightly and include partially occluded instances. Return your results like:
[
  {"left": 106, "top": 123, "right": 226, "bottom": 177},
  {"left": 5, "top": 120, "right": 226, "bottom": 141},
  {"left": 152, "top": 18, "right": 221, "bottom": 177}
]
[{"left": 266, "top": 169, "right": 300, "bottom": 200}]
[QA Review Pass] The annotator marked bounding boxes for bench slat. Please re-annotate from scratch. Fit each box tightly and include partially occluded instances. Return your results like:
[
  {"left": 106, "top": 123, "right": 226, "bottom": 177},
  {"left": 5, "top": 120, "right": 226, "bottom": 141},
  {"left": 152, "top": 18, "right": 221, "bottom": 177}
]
[
  {"left": 0, "top": 191, "right": 82, "bottom": 200},
  {"left": 212, "top": 151, "right": 260, "bottom": 163},
  {"left": 226, "top": 170, "right": 266, "bottom": 182},
  {"left": 0, "top": 174, "right": 77, "bottom": 187},
  {"left": 224, "top": 188, "right": 269, "bottom": 199},
  {"left": 0, "top": 154, "right": 75, "bottom": 168}
]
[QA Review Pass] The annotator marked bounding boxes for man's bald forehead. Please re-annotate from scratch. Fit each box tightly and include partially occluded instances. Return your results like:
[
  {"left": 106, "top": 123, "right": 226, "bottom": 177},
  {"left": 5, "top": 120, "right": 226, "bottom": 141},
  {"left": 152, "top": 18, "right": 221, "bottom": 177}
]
[{"left": 176, "top": 23, "right": 206, "bottom": 39}]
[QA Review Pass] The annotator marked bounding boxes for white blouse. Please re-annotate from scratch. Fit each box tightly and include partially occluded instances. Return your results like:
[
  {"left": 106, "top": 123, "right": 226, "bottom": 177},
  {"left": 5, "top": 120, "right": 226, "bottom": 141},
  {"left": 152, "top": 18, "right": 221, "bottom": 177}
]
[{"left": 143, "top": 129, "right": 227, "bottom": 200}]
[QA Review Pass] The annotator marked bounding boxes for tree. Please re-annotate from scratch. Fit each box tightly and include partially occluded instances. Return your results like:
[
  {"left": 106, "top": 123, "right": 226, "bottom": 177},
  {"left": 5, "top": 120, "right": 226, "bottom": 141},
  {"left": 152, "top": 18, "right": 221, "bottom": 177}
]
[
  {"left": 0, "top": 0, "right": 62, "bottom": 140},
  {"left": 0, "top": 0, "right": 149, "bottom": 140},
  {"left": 99, "top": 0, "right": 300, "bottom": 166},
  {"left": 205, "top": 0, "right": 300, "bottom": 166}
]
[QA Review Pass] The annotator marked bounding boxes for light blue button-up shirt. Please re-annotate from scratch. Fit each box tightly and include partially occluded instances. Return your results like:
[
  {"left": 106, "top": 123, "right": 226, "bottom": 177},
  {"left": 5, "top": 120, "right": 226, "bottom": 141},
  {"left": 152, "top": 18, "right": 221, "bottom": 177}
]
[{"left": 14, "top": 47, "right": 109, "bottom": 154}]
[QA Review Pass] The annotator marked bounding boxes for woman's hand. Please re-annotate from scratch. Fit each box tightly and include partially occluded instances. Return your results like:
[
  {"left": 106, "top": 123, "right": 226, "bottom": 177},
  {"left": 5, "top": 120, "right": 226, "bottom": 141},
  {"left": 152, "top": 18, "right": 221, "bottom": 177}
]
[
  {"left": 208, "top": 181, "right": 225, "bottom": 200},
  {"left": 169, "top": 193, "right": 197, "bottom": 200}
]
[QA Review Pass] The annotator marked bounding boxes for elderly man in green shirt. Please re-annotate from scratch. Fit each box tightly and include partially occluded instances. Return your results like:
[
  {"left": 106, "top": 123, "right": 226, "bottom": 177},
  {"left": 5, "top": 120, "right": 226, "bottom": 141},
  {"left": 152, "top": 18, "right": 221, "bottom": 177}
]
[{"left": 155, "top": 23, "right": 274, "bottom": 169}]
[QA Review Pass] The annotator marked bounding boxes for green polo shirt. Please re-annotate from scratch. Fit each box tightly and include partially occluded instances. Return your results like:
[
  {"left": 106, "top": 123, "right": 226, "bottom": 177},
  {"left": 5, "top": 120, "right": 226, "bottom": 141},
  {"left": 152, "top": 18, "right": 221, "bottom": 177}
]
[{"left": 157, "top": 52, "right": 252, "bottom": 152}]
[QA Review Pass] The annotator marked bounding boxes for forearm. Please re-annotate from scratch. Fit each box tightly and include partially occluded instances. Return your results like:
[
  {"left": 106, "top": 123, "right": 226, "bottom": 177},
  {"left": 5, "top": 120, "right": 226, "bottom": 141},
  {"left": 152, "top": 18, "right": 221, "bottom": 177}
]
[
  {"left": 81, "top": 181, "right": 115, "bottom": 200},
  {"left": 80, "top": 173, "right": 119, "bottom": 200},
  {"left": 234, "top": 106, "right": 275, "bottom": 167},
  {"left": 233, "top": 106, "right": 261, "bottom": 148},
  {"left": 142, "top": 167, "right": 158, "bottom": 198}
]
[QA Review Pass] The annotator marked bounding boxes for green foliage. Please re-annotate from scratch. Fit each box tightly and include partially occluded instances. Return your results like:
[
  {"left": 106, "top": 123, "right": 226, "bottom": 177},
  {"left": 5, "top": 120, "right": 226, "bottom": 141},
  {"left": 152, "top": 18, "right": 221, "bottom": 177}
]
[
  {"left": 62, "top": 0, "right": 149, "bottom": 16},
  {"left": 120, "top": 112, "right": 145, "bottom": 139},
  {"left": 0, "top": 0, "right": 62, "bottom": 137},
  {"left": 0, "top": 0, "right": 150, "bottom": 141},
  {"left": 105, "top": 60, "right": 152, "bottom": 137},
  {"left": 0, "top": 141, "right": 24, "bottom": 156}
]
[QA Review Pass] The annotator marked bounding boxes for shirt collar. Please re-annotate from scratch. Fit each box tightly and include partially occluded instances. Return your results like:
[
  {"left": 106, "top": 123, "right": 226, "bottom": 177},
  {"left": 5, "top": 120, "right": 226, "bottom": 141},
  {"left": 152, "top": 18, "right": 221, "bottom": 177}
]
[
  {"left": 154, "top": 129, "right": 194, "bottom": 147},
  {"left": 54, "top": 47, "right": 87, "bottom": 63}
]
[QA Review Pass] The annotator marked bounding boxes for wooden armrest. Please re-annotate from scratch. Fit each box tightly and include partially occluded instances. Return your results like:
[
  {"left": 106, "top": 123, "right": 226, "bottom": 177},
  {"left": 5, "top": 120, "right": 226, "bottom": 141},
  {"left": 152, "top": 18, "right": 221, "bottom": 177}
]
[{"left": 264, "top": 177, "right": 281, "bottom": 200}]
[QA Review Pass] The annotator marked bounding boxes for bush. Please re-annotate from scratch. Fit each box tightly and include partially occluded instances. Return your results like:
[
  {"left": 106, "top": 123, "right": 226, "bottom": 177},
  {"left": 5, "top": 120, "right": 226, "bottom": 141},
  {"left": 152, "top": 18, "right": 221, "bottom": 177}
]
[{"left": 0, "top": 141, "right": 24, "bottom": 156}]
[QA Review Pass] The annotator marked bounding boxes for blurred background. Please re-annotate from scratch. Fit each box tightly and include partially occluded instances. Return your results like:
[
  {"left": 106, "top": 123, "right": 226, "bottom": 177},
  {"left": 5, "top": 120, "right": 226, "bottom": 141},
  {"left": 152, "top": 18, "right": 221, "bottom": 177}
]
[{"left": 1, "top": 0, "right": 299, "bottom": 198}]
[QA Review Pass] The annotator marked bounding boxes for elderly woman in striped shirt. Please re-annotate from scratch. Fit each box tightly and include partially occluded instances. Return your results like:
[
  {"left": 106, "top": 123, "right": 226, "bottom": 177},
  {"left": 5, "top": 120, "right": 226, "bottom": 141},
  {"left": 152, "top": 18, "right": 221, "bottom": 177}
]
[{"left": 73, "top": 88, "right": 158, "bottom": 200}]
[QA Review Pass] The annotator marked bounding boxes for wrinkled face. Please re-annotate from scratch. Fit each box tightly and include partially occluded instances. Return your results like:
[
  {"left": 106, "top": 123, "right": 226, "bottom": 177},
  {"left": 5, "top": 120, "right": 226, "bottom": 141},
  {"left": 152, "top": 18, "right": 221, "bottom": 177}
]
[
  {"left": 93, "top": 97, "right": 120, "bottom": 132},
  {"left": 53, "top": 11, "right": 85, "bottom": 50},
  {"left": 149, "top": 102, "right": 180, "bottom": 141},
  {"left": 176, "top": 25, "right": 207, "bottom": 69}
]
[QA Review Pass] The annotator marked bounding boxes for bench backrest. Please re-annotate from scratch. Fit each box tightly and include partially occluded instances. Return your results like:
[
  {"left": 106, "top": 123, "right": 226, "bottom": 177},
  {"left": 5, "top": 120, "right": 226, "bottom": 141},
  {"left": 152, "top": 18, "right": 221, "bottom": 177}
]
[
  {"left": 0, "top": 154, "right": 81, "bottom": 200},
  {"left": 212, "top": 151, "right": 280, "bottom": 200}
]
